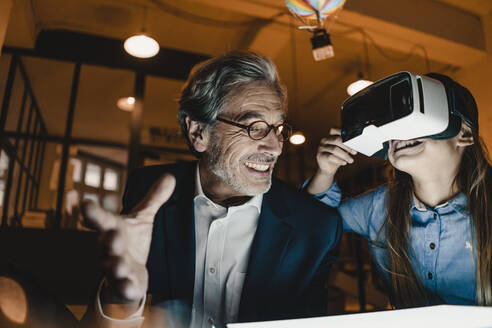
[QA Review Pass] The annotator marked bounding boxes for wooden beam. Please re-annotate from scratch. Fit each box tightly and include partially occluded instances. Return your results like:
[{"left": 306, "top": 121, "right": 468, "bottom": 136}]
[
  {"left": 3, "top": 0, "right": 36, "bottom": 49},
  {"left": 0, "top": 0, "right": 13, "bottom": 55},
  {"left": 4, "top": 29, "right": 210, "bottom": 81}
]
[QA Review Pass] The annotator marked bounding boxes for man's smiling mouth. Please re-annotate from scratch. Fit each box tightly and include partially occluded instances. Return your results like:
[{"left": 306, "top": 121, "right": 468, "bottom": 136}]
[{"left": 244, "top": 161, "right": 270, "bottom": 172}]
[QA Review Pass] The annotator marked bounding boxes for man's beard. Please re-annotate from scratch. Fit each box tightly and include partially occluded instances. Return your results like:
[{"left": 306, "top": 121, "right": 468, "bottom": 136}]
[{"left": 205, "top": 133, "right": 276, "bottom": 196}]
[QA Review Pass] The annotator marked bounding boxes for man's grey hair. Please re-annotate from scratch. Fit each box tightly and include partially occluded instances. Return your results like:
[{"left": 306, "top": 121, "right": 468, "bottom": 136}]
[{"left": 178, "top": 51, "right": 286, "bottom": 157}]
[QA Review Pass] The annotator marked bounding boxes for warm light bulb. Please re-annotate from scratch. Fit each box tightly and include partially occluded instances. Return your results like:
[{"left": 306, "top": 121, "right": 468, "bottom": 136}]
[
  {"left": 124, "top": 34, "right": 160, "bottom": 58},
  {"left": 312, "top": 45, "right": 334, "bottom": 61},
  {"left": 311, "top": 29, "right": 335, "bottom": 61},
  {"left": 117, "top": 97, "right": 136, "bottom": 112},
  {"left": 290, "top": 132, "right": 306, "bottom": 145},
  {"left": 347, "top": 79, "right": 374, "bottom": 96}
]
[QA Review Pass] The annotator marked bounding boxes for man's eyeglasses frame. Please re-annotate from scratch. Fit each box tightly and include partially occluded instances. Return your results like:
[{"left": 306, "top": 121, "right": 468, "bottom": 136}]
[{"left": 216, "top": 117, "right": 292, "bottom": 142}]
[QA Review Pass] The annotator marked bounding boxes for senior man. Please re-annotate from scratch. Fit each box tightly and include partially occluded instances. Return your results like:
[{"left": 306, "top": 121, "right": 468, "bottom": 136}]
[{"left": 82, "top": 51, "right": 341, "bottom": 328}]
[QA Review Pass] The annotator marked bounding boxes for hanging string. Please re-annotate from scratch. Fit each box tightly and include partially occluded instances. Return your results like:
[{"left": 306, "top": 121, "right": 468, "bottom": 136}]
[
  {"left": 289, "top": 17, "right": 300, "bottom": 126},
  {"left": 141, "top": 2, "right": 148, "bottom": 33},
  {"left": 149, "top": 0, "right": 285, "bottom": 28},
  {"left": 147, "top": 0, "right": 433, "bottom": 72},
  {"left": 360, "top": 30, "right": 432, "bottom": 73},
  {"left": 146, "top": 0, "right": 433, "bottom": 72},
  {"left": 362, "top": 35, "right": 372, "bottom": 80},
  {"left": 33, "top": 0, "right": 434, "bottom": 73}
]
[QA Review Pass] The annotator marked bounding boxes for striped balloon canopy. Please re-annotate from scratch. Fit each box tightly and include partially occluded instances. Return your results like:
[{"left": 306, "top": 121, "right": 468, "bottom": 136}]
[{"left": 285, "top": 0, "right": 346, "bottom": 24}]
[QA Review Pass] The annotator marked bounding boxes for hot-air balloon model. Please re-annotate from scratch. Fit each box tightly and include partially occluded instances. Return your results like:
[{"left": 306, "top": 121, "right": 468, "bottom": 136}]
[{"left": 285, "top": 0, "right": 346, "bottom": 61}]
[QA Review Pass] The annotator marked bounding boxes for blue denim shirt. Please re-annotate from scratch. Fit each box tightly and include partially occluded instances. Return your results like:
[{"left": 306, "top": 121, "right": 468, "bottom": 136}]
[{"left": 314, "top": 182, "right": 476, "bottom": 305}]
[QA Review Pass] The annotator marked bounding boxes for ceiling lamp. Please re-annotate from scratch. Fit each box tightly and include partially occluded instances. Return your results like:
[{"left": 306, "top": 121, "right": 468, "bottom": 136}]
[
  {"left": 347, "top": 79, "right": 373, "bottom": 96},
  {"left": 285, "top": 0, "right": 346, "bottom": 61},
  {"left": 124, "top": 6, "right": 159, "bottom": 58},
  {"left": 289, "top": 132, "right": 306, "bottom": 145},
  {"left": 124, "top": 34, "right": 159, "bottom": 58},
  {"left": 117, "top": 97, "right": 135, "bottom": 112}
]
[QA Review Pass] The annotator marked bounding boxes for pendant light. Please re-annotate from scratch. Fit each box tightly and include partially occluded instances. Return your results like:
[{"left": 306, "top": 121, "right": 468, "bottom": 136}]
[
  {"left": 347, "top": 73, "right": 373, "bottom": 96},
  {"left": 117, "top": 97, "right": 135, "bottom": 112},
  {"left": 124, "top": 6, "right": 159, "bottom": 58},
  {"left": 289, "top": 132, "right": 306, "bottom": 145}
]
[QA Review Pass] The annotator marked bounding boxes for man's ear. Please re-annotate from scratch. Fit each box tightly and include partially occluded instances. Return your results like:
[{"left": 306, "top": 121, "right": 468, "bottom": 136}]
[
  {"left": 185, "top": 116, "right": 209, "bottom": 153},
  {"left": 456, "top": 122, "right": 474, "bottom": 147}
]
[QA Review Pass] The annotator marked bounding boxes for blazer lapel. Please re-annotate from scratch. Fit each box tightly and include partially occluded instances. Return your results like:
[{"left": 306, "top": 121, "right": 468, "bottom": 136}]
[
  {"left": 163, "top": 163, "right": 196, "bottom": 303},
  {"left": 238, "top": 182, "right": 294, "bottom": 321}
]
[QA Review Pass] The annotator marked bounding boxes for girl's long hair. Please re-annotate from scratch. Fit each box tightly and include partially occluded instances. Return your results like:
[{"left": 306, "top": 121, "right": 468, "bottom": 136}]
[{"left": 382, "top": 134, "right": 492, "bottom": 308}]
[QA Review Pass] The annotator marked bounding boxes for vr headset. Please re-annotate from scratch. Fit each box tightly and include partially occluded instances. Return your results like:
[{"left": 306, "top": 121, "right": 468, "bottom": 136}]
[{"left": 340, "top": 72, "right": 475, "bottom": 158}]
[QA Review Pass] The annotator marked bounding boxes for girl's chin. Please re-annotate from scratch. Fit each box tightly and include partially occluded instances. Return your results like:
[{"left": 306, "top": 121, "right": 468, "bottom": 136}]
[{"left": 390, "top": 157, "right": 423, "bottom": 172}]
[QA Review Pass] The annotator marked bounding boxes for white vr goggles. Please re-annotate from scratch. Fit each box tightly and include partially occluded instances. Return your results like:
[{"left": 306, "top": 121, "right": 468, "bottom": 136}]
[{"left": 340, "top": 72, "right": 475, "bottom": 158}]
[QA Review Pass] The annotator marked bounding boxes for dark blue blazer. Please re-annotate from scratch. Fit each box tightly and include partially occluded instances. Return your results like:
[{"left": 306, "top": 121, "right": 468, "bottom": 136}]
[{"left": 121, "top": 161, "right": 341, "bottom": 324}]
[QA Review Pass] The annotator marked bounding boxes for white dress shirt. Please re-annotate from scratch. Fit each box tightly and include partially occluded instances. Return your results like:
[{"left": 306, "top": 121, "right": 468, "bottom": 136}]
[
  {"left": 191, "top": 166, "right": 262, "bottom": 327},
  {"left": 95, "top": 165, "right": 262, "bottom": 328}
]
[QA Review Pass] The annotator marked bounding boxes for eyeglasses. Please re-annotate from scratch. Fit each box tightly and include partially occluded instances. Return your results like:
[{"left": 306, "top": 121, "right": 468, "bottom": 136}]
[{"left": 216, "top": 117, "right": 292, "bottom": 142}]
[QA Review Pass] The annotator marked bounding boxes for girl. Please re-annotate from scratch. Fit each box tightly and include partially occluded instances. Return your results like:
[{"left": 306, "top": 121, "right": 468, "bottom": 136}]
[{"left": 306, "top": 73, "right": 492, "bottom": 308}]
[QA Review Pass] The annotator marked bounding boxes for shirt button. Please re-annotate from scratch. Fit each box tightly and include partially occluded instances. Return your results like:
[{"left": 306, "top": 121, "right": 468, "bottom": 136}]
[
  {"left": 430, "top": 242, "right": 436, "bottom": 250},
  {"left": 428, "top": 272, "right": 433, "bottom": 279},
  {"left": 433, "top": 213, "right": 437, "bottom": 220},
  {"left": 209, "top": 267, "right": 216, "bottom": 274}
]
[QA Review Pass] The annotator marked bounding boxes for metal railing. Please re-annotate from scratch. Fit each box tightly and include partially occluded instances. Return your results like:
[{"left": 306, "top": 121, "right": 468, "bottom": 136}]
[{"left": 1, "top": 55, "right": 48, "bottom": 228}]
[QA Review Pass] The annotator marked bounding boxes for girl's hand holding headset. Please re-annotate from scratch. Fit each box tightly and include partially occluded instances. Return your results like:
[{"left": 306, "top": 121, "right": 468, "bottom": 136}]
[{"left": 307, "top": 128, "right": 357, "bottom": 194}]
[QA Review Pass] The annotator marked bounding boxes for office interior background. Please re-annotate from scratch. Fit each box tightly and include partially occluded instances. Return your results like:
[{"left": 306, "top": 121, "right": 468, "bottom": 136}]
[{"left": 0, "top": 0, "right": 492, "bottom": 322}]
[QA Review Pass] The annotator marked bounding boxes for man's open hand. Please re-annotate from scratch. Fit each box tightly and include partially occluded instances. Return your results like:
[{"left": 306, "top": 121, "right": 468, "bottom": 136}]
[{"left": 82, "top": 173, "right": 176, "bottom": 301}]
